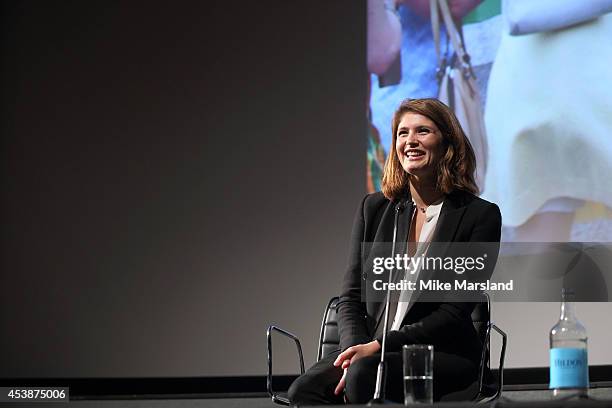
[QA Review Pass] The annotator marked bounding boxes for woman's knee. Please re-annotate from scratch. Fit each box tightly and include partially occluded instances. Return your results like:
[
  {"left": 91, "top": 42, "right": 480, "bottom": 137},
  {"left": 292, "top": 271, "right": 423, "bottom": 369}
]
[
  {"left": 287, "top": 375, "right": 312, "bottom": 405},
  {"left": 287, "top": 368, "right": 343, "bottom": 405}
]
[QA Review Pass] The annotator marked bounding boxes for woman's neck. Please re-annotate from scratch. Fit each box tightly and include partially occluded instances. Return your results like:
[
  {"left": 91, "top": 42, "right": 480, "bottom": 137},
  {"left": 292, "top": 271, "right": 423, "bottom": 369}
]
[{"left": 409, "top": 176, "right": 444, "bottom": 210}]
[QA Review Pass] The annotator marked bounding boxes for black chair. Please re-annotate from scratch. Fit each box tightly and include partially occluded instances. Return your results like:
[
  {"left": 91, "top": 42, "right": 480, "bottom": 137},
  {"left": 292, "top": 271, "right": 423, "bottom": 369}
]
[{"left": 267, "top": 294, "right": 507, "bottom": 405}]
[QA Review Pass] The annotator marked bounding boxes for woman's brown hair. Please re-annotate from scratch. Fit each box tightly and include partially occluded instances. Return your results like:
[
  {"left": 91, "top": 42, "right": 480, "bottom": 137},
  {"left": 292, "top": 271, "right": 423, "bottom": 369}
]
[{"left": 381, "top": 98, "right": 479, "bottom": 200}]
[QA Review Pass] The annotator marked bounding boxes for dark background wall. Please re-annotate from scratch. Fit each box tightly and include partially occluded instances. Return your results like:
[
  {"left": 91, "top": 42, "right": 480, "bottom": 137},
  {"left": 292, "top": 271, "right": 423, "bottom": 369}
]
[
  {"left": 1, "top": 0, "right": 610, "bottom": 379},
  {"left": 0, "top": 0, "right": 366, "bottom": 377}
]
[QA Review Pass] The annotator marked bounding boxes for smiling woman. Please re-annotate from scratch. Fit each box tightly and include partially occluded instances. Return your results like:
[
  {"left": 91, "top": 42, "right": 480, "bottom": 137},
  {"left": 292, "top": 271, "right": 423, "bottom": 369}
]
[
  {"left": 383, "top": 98, "right": 479, "bottom": 201},
  {"left": 288, "top": 98, "right": 502, "bottom": 404},
  {"left": 395, "top": 112, "right": 444, "bottom": 179}
]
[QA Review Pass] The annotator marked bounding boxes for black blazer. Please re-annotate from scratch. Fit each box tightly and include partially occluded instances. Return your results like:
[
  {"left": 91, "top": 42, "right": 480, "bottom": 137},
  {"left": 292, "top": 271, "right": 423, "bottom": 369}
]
[{"left": 337, "top": 189, "right": 502, "bottom": 363}]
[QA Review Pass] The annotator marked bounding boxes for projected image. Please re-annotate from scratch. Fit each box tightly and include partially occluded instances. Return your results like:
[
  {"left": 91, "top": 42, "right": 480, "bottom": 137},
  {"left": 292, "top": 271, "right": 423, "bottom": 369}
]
[{"left": 367, "top": 0, "right": 612, "bottom": 242}]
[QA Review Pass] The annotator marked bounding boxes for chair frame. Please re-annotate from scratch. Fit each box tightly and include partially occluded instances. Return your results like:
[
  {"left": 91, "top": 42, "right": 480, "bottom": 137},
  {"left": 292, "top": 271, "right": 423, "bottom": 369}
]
[
  {"left": 473, "top": 292, "right": 508, "bottom": 402},
  {"left": 267, "top": 294, "right": 507, "bottom": 405}
]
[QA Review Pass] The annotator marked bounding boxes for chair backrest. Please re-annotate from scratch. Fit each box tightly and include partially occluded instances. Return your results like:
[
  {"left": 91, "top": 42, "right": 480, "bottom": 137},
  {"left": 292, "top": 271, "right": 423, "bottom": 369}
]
[
  {"left": 317, "top": 297, "right": 340, "bottom": 361},
  {"left": 316, "top": 295, "right": 491, "bottom": 362}
]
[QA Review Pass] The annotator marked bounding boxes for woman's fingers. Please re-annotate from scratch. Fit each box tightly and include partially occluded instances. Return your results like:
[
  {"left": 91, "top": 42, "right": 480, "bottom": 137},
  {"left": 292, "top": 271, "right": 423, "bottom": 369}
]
[
  {"left": 333, "top": 347, "right": 356, "bottom": 367},
  {"left": 333, "top": 350, "right": 348, "bottom": 366},
  {"left": 333, "top": 345, "right": 366, "bottom": 396},
  {"left": 334, "top": 368, "right": 348, "bottom": 395}
]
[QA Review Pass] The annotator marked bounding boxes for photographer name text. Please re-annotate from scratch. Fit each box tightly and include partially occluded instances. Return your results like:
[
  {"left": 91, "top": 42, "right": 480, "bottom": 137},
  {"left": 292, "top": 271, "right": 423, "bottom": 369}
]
[{"left": 372, "top": 279, "right": 514, "bottom": 291}]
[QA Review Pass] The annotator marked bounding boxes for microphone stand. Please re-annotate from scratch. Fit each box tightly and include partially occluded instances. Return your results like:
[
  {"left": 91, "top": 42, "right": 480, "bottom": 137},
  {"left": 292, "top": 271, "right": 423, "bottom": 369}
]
[{"left": 368, "top": 200, "right": 408, "bottom": 405}]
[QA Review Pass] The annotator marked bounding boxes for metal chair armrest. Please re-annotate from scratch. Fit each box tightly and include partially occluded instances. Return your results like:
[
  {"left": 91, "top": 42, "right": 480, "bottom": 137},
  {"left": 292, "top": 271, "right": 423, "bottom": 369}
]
[
  {"left": 491, "top": 323, "right": 507, "bottom": 400},
  {"left": 476, "top": 322, "right": 493, "bottom": 398},
  {"left": 267, "top": 325, "right": 305, "bottom": 405},
  {"left": 476, "top": 322, "right": 507, "bottom": 403}
]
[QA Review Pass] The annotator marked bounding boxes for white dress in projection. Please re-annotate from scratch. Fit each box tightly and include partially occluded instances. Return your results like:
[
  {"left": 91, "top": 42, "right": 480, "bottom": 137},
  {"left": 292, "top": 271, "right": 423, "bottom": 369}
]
[{"left": 482, "top": 12, "right": 612, "bottom": 229}]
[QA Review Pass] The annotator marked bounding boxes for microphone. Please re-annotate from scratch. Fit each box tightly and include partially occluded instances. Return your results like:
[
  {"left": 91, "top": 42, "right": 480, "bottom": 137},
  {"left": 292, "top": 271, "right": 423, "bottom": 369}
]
[
  {"left": 368, "top": 199, "right": 411, "bottom": 405},
  {"left": 395, "top": 200, "right": 407, "bottom": 213}
]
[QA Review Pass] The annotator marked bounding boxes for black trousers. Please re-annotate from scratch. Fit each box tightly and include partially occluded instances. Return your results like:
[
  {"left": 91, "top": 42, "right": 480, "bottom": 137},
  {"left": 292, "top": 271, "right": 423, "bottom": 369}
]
[{"left": 288, "top": 349, "right": 479, "bottom": 405}]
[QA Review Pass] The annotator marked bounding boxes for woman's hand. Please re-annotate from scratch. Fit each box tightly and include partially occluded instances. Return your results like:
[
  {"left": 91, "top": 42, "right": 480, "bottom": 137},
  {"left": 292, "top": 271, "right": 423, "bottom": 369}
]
[
  {"left": 332, "top": 340, "right": 382, "bottom": 395},
  {"left": 333, "top": 340, "right": 382, "bottom": 368}
]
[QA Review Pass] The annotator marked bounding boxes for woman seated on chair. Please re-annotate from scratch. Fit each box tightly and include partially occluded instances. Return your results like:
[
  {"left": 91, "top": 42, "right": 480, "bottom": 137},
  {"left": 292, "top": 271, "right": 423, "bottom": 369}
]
[{"left": 288, "top": 98, "right": 502, "bottom": 404}]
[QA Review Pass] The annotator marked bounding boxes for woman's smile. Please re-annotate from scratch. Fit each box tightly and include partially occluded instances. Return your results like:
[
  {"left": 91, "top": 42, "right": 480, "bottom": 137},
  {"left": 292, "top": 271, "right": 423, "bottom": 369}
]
[{"left": 405, "top": 148, "right": 426, "bottom": 160}]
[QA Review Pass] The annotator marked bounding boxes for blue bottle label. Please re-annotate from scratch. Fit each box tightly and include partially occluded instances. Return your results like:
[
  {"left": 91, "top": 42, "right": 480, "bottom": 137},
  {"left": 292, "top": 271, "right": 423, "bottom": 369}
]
[{"left": 549, "top": 348, "right": 589, "bottom": 389}]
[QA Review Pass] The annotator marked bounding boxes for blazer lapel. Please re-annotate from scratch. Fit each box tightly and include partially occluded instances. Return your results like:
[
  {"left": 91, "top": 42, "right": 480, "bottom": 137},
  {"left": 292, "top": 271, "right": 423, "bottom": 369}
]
[
  {"left": 371, "top": 198, "right": 413, "bottom": 336},
  {"left": 404, "top": 191, "right": 469, "bottom": 317},
  {"left": 431, "top": 191, "right": 467, "bottom": 243}
]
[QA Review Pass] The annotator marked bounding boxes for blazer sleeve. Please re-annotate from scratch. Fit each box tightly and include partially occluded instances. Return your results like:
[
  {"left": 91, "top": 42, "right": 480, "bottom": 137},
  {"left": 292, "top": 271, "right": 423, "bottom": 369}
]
[
  {"left": 337, "top": 194, "right": 372, "bottom": 351},
  {"left": 375, "top": 202, "right": 502, "bottom": 352}
]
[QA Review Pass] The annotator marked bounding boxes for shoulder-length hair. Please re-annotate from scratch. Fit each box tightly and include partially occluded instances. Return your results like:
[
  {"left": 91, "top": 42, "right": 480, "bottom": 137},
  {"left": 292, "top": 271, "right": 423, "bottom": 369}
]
[{"left": 381, "top": 98, "right": 479, "bottom": 200}]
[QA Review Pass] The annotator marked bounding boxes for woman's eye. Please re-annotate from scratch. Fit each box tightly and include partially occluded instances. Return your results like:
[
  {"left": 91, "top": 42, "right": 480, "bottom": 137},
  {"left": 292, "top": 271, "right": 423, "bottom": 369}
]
[{"left": 418, "top": 128, "right": 429, "bottom": 133}]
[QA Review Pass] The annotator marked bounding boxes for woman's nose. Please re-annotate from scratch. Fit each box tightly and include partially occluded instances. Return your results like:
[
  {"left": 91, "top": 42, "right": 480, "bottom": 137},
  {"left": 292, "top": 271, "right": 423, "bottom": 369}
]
[{"left": 406, "top": 132, "right": 419, "bottom": 145}]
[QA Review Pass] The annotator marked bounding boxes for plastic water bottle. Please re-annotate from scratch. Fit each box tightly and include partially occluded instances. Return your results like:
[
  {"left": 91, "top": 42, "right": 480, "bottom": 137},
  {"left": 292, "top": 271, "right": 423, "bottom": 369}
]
[{"left": 549, "top": 288, "right": 589, "bottom": 398}]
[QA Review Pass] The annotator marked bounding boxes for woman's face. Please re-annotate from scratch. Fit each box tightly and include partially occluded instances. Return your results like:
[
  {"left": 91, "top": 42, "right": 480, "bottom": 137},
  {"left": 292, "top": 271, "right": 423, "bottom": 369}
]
[{"left": 395, "top": 112, "right": 445, "bottom": 180}]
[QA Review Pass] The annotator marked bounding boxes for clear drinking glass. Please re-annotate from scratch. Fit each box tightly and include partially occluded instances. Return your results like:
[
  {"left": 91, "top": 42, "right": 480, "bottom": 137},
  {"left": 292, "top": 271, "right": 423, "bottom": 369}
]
[{"left": 403, "top": 344, "right": 434, "bottom": 405}]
